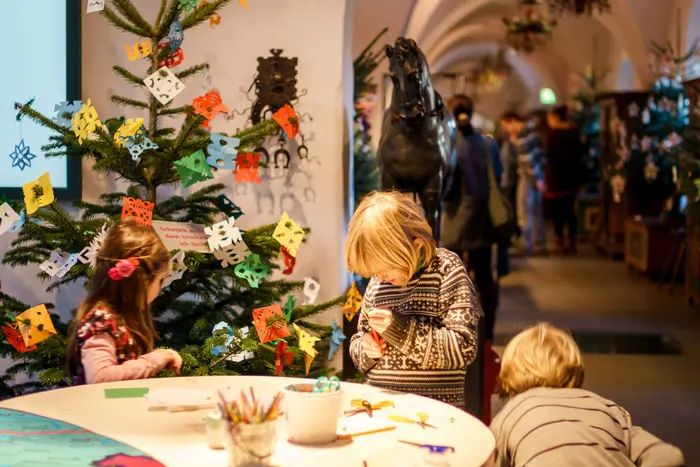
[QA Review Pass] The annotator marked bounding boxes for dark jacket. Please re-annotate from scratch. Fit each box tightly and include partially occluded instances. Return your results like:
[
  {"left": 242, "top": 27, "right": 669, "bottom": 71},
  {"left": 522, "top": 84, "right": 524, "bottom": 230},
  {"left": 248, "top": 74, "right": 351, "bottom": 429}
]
[
  {"left": 441, "top": 129, "right": 502, "bottom": 251},
  {"left": 545, "top": 127, "right": 584, "bottom": 196}
]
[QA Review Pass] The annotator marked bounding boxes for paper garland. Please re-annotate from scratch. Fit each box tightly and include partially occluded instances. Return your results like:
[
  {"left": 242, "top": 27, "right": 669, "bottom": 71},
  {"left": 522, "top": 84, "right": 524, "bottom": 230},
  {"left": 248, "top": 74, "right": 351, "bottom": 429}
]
[
  {"left": 343, "top": 281, "right": 363, "bottom": 321},
  {"left": 329, "top": 319, "right": 345, "bottom": 360},
  {"left": 121, "top": 197, "right": 155, "bottom": 228},
  {"left": 22, "top": 172, "right": 54, "bottom": 215},
  {"left": 252, "top": 304, "right": 290, "bottom": 344}
]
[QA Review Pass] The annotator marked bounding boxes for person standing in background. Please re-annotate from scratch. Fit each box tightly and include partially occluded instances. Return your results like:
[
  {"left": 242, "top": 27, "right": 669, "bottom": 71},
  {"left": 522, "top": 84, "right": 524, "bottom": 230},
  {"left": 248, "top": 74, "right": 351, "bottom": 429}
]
[
  {"left": 510, "top": 112, "right": 546, "bottom": 256},
  {"left": 545, "top": 105, "right": 584, "bottom": 254}
]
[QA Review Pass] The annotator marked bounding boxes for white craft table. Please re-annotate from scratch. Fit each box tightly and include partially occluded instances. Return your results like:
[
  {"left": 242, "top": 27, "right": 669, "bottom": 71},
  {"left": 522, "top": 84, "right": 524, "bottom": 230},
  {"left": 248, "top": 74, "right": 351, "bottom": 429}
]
[{"left": 0, "top": 376, "right": 495, "bottom": 467}]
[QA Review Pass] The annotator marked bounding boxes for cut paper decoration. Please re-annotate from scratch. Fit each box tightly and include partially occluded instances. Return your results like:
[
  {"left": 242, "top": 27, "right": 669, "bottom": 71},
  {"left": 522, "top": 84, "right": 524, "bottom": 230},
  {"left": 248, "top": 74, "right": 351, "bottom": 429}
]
[
  {"left": 121, "top": 197, "right": 155, "bottom": 228},
  {"left": 193, "top": 92, "right": 230, "bottom": 129},
  {"left": 9, "top": 139, "right": 37, "bottom": 171},
  {"left": 272, "top": 212, "right": 304, "bottom": 257},
  {"left": 7, "top": 209, "right": 25, "bottom": 234},
  {"left": 214, "top": 195, "right": 244, "bottom": 219},
  {"left": 274, "top": 341, "right": 293, "bottom": 376},
  {"left": 174, "top": 149, "right": 214, "bottom": 187},
  {"left": 39, "top": 250, "right": 77, "bottom": 279},
  {"left": 343, "top": 281, "right": 363, "bottom": 322},
  {"left": 329, "top": 319, "right": 346, "bottom": 360},
  {"left": 178, "top": 0, "right": 197, "bottom": 13},
  {"left": 211, "top": 321, "right": 233, "bottom": 357},
  {"left": 125, "top": 136, "right": 158, "bottom": 161},
  {"left": 125, "top": 42, "right": 152, "bottom": 61},
  {"left": 209, "top": 11, "right": 221, "bottom": 28},
  {"left": 212, "top": 240, "right": 250, "bottom": 268},
  {"left": 204, "top": 217, "right": 242, "bottom": 251},
  {"left": 0, "top": 203, "right": 20, "bottom": 236},
  {"left": 22, "top": 172, "right": 54, "bottom": 215},
  {"left": 234, "top": 253, "right": 268, "bottom": 288},
  {"left": 279, "top": 246, "right": 296, "bottom": 275},
  {"left": 144, "top": 66, "right": 185, "bottom": 105},
  {"left": 2, "top": 324, "right": 36, "bottom": 353},
  {"left": 162, "top": 250, "right": 186, "bottom": 289},
  {"left": 239, "top": 0, "right": 248, "bottom": 9},
  {"left": 53, "top": 101, "right": 83, "bottom": 127},
  {"left": 293, "top": 323, "right": 320, "bottom": 358},
  {"left": 168, "top": 20, "right": 184, "bottom": 53},
  {"left": 304, "top": 354, "right": 314, "bottom": 375},
  {"left": 272, "top": 104, "right": 299, "bottom": 139},
  {"left": 72, "top": 99, "right": 102, "bottom": 144},
  {"left": 87, "top": 0, "right": 105, "bottom": 14},
  {"left": 206, "top": 133, "right": 239, "bottom": 169},
  {"left": 282, "top": 295, "right": 295, "bottom": 322},
  {"left": 55, "top": 254, "right": 79, "bottom": 278},
  {"left": 303, "top": 277, "right": 320, "bottom": 305},
  {"left": 252, "top": 304, "right": 290, "bottom": 344},
  {"left": 157, "top": 42, "right": 184, "bottom": 68},
  {"left": 230, "top": 326, "right": 255, "bottom": 363},
  {"left": 76, "top": 224, "right": 109, "bottom": 268},
  {"left": 113, "top": 118, "right": 144, "bottom": 147},
  {"left": 16, "top": 304, "right": 56, "bottom": 347},
  {"left": 233, "top": 153, "right": 261, "bottom": 183}
]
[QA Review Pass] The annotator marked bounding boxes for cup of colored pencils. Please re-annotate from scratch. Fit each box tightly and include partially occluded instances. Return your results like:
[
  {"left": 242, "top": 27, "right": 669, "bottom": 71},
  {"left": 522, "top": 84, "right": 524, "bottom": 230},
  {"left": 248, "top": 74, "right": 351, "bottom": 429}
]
[{"left": 217, "top": 388, "right": 282, "bottom": 467}]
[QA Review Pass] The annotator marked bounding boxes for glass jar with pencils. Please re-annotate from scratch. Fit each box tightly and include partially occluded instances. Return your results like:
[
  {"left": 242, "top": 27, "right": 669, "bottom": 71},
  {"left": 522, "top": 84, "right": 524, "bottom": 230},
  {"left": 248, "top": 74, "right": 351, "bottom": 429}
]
[{"left": 217, "top": 388, "right": 282, "bottom": 467}]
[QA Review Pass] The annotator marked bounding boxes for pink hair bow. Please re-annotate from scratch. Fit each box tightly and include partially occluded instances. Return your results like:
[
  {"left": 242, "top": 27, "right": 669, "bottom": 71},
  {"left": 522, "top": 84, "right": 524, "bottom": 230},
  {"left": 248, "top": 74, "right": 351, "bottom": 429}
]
[{"left": 108, "top": 258, "right": 139, "bottom": 281}]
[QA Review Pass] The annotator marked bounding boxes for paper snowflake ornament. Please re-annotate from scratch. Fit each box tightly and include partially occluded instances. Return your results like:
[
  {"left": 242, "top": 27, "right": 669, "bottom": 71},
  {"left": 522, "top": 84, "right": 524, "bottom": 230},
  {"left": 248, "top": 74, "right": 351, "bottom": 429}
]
[
  {"left": 174, "top": 150, "right": 214, "bottom": 187},
  {"left": 144, "top": 66, "right": 185, "bottom": 105},
  {"left": 253, "top": 304, "right": 291, "bottom": 344},
  {"left": 204, "top": 217, "right": 242, "bottom": 251},
  {"left": 157, "top": 42, "right": 184, "bottom": 69},
  {"left": 162, "top": 250, "right": 187, "bottom": 289},
  {"left": 275, "top": 341, "right": 294, "bottom": 376},
  {"left": 39, "top": 250, "right": 78, "bottom": 279},
  {"left": 207, "top": 133, "right": 239, "bottom": 169},
  {"left": 125, "top": 41, "right": 152, "bottom": 61},
  {"left": 16, "top": 304, "right": 56, "bottom": 347},
  {"left": 86, "top": 0, "right": 105, "bottom": 14},
  {"left": 329, "top": 319, "right": 346, "bottom": 360},
  {"left": 343, "top": 281, "right": 363, "bottom": 321},
  {"left": 7, "top": 209, "right": 25, "bottom": 234},
  {"left": 234, "top": 253, "right": 268, "bottom": 288},
  {"left": 213, "top": 195, "right": 244, "bottom": 219},
  {"left": 293, "top": 323, "right": 320, "bottom": 359},
  {"left": 53, "top": 101, "right": 83, "bottom": 127},
  {"left": 125, "top": 136, "right": 158, "bottom": 161},
  {"left": 168, "top": 19, "right": 184, "bottom": 53},
  {"left": 303, "top": 277, "right": 320, "bottom": 305},
  {"left": 76, "top": 224, "right": 109, "bottom": 268},
  {"left": 0, "top": 203, "right": 20, "bottom": 236},
  {"left": 72, "top": 99, "right": 102, "bottom": 144},
  {"left": 210, "top": 321, "right": 234, "bottom": 357},
  {"left": 113, "top": 118, "right": 145, "bottom": 147},
  {"left": 2, "top": 323, "right": 36, "bottom": 353},
  {"left": 229, "top": 327, "right": 254, "bottom": 363},
  {"left": 22, "top": 172, "right": 54, "bottom": 215},
  {"left": 121, "top": 197, "right": 155, "bottom": 228},
  {"left": 272, "top": 104, "right": 299, "bottom": 139},
  {"left": 233, "top": 153, "right": 261, "bottom": 183},
  {"left": 272, "top": 212, "right": 304, "bottom": 257},
  {"left": 213, "top": 240, "right": 250, "bottom": 268},
  {"left": 193, "top": 92, "right": 230, "bottom": 129},
  {"left": 9, "top": 139, "right": 37, "bottom": 171}
]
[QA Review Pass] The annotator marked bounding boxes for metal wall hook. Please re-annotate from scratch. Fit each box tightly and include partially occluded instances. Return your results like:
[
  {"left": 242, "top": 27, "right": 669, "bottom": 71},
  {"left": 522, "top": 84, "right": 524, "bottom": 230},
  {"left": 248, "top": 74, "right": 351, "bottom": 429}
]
[
  {"left": 274, "top": 148, "right": 291, "bottom": 169},
  {"left": 254, "top": 146, "right": 270, "bottom": 167}
]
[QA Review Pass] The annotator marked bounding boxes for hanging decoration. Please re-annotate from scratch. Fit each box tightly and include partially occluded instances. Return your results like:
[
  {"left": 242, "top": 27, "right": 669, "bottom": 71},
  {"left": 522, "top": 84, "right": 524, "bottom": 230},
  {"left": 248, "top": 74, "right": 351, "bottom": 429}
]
[
  {"left": 233, "top": 153, "right": 261, "bottom": 183},
  {"left": 206, "top": 133, "right": 239, "bottom": 169},
  {"left": 192, "top": 91, "right": 230, "bottom": 129},
  {"left": 204, "top": 217, "right": 242, "bottom": 251},
  {"left": 503, "top": 0, "right": 557, "bottom": 53},
  {"left": 278, "top": 246, "right": 296, "bottom": 275},
  {"left": 234, "top": 253, "right": 268, "bottom": 288},
  {"left": 86, "top": 0, "right": 105, "bottom": 14},
  {"left": 342, "top": 281, "right": 363, "bottom": 322},
  {"left": 157, "top": 42, "right": 184, "bottom": 69},
  {"left": 252, "top": 304, "right": 290, "bottom": 344},
  {"left": 53, "top": 101, "right": 83, "bottom": 127},
  {"left": 303, "top": 277, "right": 320, "bottom": 305},
  {"left": 169, "top": 20, "right": 184, "bottom": 54},
  {"left": 213, "top": 239, "right": 250, "bottom": 268},
  {"left": 22, "top": 172, "right": 54, "bottom": 215},
  {"left": 124, "top": 41, "right": 152, "bottom": 61},
  {"left": 76, "top": 224, "right": 109, "bottom": 268},
  {"left": 3, "top": 323, "right": 36, "bottom": 353},
  {"left": 16, "top": 305, "right": 57, "bottom": 348},
  {"left": 546, "top": 0, "right": 611, "bottom": 16},
  {"left": 0, "top": 203, "right": 20, "bottom": 236},
  {"left": 274, "top": 341, "right": 293, "bottom": 375},
  {"left": 113, "top": 118, "right": 144, "bottom": 147},
  {"left": 144, "top": 66, "right": 185, "bottom": 105},
  {"left": 272, "top": 104, "right": 299, "bottom": 139},
  {"left": 272, "top": 212, "right": 304, "bottom": 257},
  {"left": 213, "top": 195, "right": 244, "bottom": 219},
  {"left": 7, "top": 209, "right": 25, "bottom": 234},
  {"left": 328, "top": 319, "right": 345, "bottom": 360},
  {"left": 174, "top": 149, "right": 214, "bottom": 187},
  {"left": 39, "top": 250, "right": 78, "bottom": 279},
  {"left": 162, "top": 250, "right": 186, "bottom": 289},
  {"left": 282, "top": 295, "right": 295, "bottom": 322},
  {"left": 121, "top": 197, "right": 155, "bottom": 227},
  {"left": 239, "top": 0, "right": 248, "bottom": 9},
  {"left": 9, "top": 139, "right": 36, "bottom": 171},
  {"left": 72, "top": 99, "right": 102, "bottom": 144}
]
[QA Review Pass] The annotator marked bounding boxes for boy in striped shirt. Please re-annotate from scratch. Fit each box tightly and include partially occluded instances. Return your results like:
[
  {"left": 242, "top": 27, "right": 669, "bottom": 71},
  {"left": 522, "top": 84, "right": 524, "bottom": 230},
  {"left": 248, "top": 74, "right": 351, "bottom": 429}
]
[{"left": 491, "top": 323, "right": 684, "bottom": 467}]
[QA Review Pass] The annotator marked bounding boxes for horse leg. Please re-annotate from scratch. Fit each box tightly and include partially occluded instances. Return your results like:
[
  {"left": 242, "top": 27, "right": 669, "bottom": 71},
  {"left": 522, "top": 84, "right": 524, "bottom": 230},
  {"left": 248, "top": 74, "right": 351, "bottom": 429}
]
[
  {"left": 380, "top": 170, "right": 399, "bottom": 191},
  {"left": 418, "top": 174, "right": 443, "bottom": 244}
]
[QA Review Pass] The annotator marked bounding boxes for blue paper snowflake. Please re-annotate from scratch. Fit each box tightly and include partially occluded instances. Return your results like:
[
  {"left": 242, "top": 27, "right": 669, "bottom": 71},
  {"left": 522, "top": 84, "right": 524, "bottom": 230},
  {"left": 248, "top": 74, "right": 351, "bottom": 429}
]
[
  {"left": 9, "top": 139, "right": 36, "bottom": 171},
  {"left": 53, "top": 101, "right": 83, "bottom": 127},
  {"left": 169, "top": 20, "right": 184, "bottom": 54}
]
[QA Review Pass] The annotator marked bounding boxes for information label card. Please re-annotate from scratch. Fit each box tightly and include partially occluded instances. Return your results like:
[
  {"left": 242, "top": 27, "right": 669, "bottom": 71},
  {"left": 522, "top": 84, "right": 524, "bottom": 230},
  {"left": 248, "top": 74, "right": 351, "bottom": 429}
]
[{"left": 151, "top": 220, "right": 210, "bottom": 253}]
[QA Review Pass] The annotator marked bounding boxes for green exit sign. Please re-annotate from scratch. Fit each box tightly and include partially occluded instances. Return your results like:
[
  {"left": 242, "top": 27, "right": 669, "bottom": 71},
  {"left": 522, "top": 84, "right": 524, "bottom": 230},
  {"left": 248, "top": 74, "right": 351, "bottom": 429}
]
[{"left": 540, "top": 88, "right": 556, "bottom": 105}]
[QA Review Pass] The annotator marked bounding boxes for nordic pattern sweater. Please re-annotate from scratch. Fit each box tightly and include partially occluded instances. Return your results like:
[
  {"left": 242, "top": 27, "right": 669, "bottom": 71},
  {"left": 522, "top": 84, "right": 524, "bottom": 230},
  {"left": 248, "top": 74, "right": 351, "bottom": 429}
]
[{"left": 349, "top": 248, "right": 480, "bottom": 408}]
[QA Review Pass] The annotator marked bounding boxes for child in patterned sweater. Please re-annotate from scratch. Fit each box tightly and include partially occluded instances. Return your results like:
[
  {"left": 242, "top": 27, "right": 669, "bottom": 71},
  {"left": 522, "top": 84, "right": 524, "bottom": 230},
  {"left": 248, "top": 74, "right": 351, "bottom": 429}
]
[
  {"left": 345, "top": 191, "right": 481, "bottom": 407},
  {"left": 67, "top": 219, "right": 181, "bottom": 384}
]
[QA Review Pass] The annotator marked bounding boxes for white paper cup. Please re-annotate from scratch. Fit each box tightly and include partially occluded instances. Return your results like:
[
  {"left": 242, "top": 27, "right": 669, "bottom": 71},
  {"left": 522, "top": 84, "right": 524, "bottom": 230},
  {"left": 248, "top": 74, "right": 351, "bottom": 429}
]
[{"left": 282, "top": 383, "right": 343, "bottom": 445}]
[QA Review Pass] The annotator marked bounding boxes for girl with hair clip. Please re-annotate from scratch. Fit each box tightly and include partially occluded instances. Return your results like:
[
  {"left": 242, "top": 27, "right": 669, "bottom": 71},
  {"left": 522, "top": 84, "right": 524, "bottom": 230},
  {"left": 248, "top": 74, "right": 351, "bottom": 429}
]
[
  {"left": 345, "top": 191, "right": 481, "bottom": 408},
  {"left": 67, "top": 218, "right": 182, "bottom": 385},
  {"left": 490, "top": 323, "right": 684, "bottom": 467}
]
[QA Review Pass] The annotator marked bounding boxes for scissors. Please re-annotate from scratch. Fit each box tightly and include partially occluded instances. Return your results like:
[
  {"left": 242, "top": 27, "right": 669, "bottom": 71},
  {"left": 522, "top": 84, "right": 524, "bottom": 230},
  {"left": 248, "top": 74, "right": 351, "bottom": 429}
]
[
  {"left": 388, "top": 412, "right": 437, "bottom": 429},
  {"left": 398, "top": 440, "right": 455, "bottom": 454},
  {"left": 345, "top": 399, "right": 395, "bottom": 417},
  {"left": 361, "top": 307, "right": 383, "bottom": 346},
  {"left": 313, "top": 376, "right": 340, "bottom": 393}
]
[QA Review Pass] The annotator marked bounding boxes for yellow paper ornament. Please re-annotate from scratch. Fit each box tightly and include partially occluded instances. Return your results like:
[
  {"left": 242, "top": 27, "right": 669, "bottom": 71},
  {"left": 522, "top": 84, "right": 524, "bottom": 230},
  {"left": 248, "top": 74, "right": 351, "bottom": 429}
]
[
  {"left": 16, "top": 304, "right": 57, "bottom": 347},
  {"left": 22, "top": 172, "right": 54, "bottom": 214}
]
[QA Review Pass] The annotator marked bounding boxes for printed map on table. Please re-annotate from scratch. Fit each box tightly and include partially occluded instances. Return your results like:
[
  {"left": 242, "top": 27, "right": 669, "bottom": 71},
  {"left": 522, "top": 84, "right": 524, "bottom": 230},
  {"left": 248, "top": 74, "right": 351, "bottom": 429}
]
[{"left": 0, "top": 408, "right": 165, "bottom": 467}]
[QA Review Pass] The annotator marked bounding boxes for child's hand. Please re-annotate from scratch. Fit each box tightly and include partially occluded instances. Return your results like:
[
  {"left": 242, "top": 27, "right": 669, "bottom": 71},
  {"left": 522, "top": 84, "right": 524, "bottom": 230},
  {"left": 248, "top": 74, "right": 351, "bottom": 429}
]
[
  {"left": 158, "top": 349, "right": 182, "bottom": 375},
  {"left": 366, "top": 308, "right": 393, "bottom": 334},
  {"left": 362, "top": 333, "right": 386, "bottom": 359}
]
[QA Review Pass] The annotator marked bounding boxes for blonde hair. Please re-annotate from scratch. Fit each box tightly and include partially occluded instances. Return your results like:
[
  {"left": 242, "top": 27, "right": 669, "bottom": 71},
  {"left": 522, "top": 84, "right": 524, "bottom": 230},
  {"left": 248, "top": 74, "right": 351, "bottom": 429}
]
[
  {"left": 496, "top": 323, "right": 584, "bottom": 398},
  {"left": 344, "top": 191, "right": 436, "bottom": 285}
]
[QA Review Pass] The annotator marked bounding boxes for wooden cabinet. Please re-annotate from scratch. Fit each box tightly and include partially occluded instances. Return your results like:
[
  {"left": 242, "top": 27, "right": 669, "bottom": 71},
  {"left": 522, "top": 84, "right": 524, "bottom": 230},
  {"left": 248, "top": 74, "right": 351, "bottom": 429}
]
[
  {"left": 577, "top": 194, "right": 600, "bottom": 241},
  {"left": 624, "top": 218, "right": 678, "bottom": 278}
]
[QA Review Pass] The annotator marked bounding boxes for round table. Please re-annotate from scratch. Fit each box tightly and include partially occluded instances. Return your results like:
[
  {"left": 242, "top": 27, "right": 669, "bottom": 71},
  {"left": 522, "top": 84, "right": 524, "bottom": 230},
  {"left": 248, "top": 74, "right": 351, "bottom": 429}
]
[{"left": 0, "top": 376, "right": 495, "bottom": 467}]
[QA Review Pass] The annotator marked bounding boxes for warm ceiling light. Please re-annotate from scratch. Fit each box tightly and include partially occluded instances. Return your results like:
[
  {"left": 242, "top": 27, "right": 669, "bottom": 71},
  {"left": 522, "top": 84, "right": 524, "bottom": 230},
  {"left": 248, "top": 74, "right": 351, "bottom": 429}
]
[
  {"left": 547, "top": 0, "right": 611, "bottom": 16},
  {"left": 503, "top": 0, "right": 557, "bottom": 53}
]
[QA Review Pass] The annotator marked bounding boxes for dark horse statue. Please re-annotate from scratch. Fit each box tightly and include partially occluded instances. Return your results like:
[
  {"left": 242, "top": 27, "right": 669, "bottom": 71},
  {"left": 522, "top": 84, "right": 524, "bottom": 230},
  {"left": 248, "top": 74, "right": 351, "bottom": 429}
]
[{"left": 377, "top": 37, "right": 456, "bottom": 242}]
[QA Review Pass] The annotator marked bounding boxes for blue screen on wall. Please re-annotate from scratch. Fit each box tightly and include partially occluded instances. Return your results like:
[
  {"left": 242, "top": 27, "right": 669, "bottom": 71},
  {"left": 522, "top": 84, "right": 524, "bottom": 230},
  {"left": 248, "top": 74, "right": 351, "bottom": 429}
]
[{"left": 0, "top": 0, "right": 81, "bottom": 199}]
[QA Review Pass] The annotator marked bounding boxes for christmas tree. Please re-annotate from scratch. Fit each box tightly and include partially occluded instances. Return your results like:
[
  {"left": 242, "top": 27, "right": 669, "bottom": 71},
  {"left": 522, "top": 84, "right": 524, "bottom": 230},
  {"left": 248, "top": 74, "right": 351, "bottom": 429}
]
[
  {"left": 0, "top": 0, "right": 344, "bottom": 399},
  {"left": 570, "top": 66, "right": 604, "bottom": 193}
]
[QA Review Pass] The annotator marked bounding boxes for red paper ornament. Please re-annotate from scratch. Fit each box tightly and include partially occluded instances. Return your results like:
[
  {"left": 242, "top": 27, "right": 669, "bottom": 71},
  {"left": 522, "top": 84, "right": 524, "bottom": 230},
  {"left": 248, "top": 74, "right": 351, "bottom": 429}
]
[
  {"left": 2, "top": 324, "right": 36, "bottom": 353},
  {"left": 234, "top": 153, "right": 261, "bottom": 183},
  {"left": 157, "top": 42, "right": 184, "bottom": 69},
  {"left": 272, "top": 104, "right": 299, "bottom": 139},
  {"left": 274, "top": 340, "right": 294, "bottom": 375},
  {"left": 191, "top": 91, "right": 230, "bottom": 129},
  {"left": 279, "top": 246, "right": 296, "bottom": 275},
  {"left": 253, "top": 304, "right": 291, "bottom": 344},
  {"left": 121, "top": 197, "right": 155, "bottom": 227}
]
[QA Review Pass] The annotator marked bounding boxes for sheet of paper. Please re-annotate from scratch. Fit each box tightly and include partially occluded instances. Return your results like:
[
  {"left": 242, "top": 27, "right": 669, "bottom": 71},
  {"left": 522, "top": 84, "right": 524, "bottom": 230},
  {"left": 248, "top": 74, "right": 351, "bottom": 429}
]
[
  {"left": 151, "top": 220, "right": 211, "bottom": 253},
  {"left": 104, "top": 388, "right": 150, "bottom": 399},
  {"left": 144, "top": 66, "right": 185, "bottom": 105}
]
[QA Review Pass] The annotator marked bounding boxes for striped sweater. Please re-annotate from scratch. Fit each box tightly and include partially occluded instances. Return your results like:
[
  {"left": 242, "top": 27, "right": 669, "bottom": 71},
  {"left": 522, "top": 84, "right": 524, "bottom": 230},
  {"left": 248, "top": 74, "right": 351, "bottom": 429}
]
[
  {"left": 349, "top": 248, "right": 480, "bottom": 407},
  {"left": 490, "top": 387, "right": 685, "bottom": 467}
]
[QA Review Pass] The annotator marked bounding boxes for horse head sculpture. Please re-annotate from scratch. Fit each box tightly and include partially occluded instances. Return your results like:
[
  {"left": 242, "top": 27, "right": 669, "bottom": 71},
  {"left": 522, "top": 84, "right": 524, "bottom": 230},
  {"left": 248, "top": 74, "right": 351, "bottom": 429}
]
[{"left": 377, "top": 37, "right": 456, "bottom": 243}]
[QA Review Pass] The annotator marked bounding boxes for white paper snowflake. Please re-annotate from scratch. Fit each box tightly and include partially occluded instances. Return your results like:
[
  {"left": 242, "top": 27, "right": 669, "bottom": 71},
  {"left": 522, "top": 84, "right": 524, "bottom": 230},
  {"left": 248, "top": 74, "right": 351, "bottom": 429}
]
[
  {"left": 229, "top": 327, "right": 254, "bottom": 363},
  {"left": 162, "top": 250, "right": 187, "bottom": 289},
  {"left": 212, "top": 240, "right": 250, "bottom": 268},
  {"left": 0, "top": 203, "right": 20, "bottom": 236},
  {"left": 303, "top": 277, "right": 320, "bottom": 305},
  {"left": 204, "top": 217, "right": 242, "bottom": 251},
  {"left": 76, "top": 224, "right": 109, "bottom": 268},
  {"left": 40, "top": 250, "right": 71, "bottom": 277}
]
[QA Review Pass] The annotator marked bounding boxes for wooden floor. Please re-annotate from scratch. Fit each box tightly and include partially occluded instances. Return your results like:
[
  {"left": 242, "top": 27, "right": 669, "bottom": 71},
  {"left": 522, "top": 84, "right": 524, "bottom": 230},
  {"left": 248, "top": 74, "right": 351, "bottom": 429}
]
[{"left": 493, "top": 247, "right": 700, "bottom": 465}]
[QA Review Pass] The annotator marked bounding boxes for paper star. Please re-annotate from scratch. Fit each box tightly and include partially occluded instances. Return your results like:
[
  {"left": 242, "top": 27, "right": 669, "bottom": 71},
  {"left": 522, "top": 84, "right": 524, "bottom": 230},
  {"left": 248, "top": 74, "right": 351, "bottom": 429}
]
[{"left": 9, "top": 139, "right": 36, "bottom": 171}]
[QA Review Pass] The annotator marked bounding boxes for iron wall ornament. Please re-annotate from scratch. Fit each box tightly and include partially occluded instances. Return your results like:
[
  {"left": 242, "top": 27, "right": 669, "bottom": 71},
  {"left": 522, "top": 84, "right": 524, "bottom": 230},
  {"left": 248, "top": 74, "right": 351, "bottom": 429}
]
[
  {"left": 250, "top": 49, "right": 299, "bottom": 124},
  {"left": 503, "top": 0, "right": 557, "bottom": 53},
  {"left": 547, "top": 0, "right": 611, "bottom": 16}
]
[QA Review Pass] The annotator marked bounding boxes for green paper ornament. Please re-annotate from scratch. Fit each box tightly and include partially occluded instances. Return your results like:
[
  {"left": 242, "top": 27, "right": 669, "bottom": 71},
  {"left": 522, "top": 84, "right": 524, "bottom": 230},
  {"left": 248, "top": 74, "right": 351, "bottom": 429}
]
[
  {"left": 234, "top": 253, "right": 268, "bottom": 288},
  {"left": 283, "top": 295, "right": 296, "bottom": 322},
  {"left": 174, "top": 150, "right": 214, "bottom": 187}
]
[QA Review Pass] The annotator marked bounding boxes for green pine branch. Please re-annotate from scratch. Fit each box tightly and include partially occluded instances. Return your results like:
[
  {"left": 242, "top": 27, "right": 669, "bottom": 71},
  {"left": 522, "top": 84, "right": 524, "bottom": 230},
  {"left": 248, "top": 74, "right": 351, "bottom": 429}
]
[
  {"left": 102, "top": 4, "right": 151, "bottom": 37},
  {"left": 181, "top": 0, "right": 231, "bottom": 30}
]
